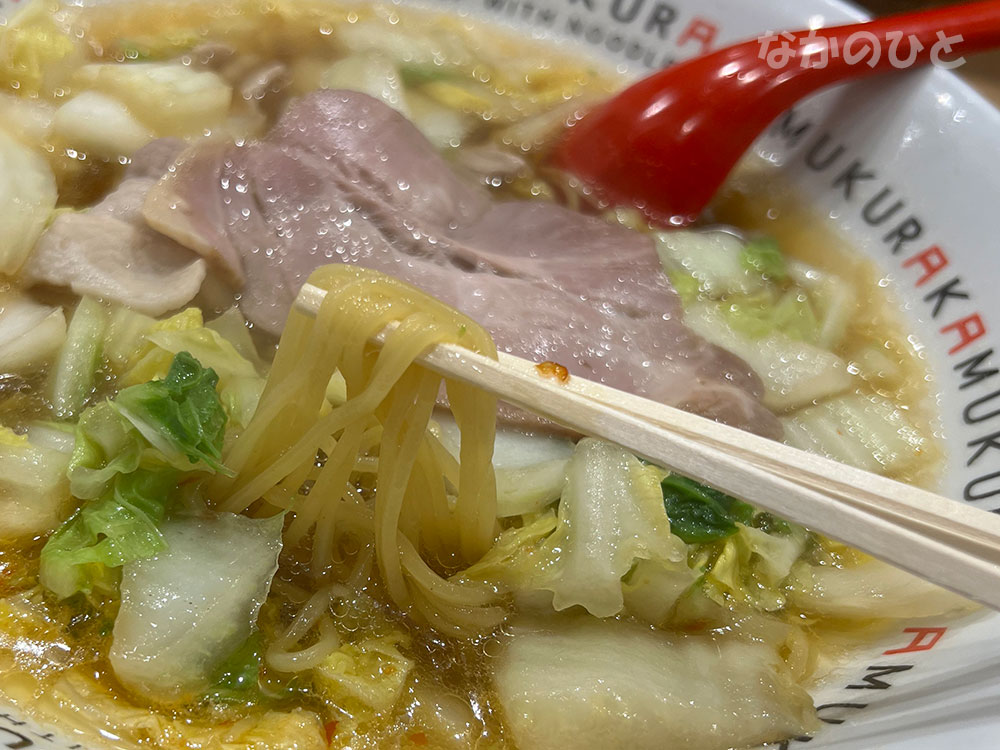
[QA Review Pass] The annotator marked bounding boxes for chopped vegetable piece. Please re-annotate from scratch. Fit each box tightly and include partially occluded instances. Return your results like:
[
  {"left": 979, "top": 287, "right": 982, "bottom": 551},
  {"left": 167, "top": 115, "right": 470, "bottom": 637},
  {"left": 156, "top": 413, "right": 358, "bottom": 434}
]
[
  {"left": 660, "top": 474, "right": 754, "bottom": 545},
  {"left": 121, "top": 309, "right": 264, "bottom": 432},
  {"left": 0, "top": 2, "right": 82, "bottom": 97},
  {"left": 110, "top": 512, "right": 283, "bottom": 702},
  {"left": 684, "top": 302, "right": 852, "bottom": 410},
  {"left": 39, "top": 466, "right": 180, "bottom": 599},
  {"left": 51, "top": 296, "right": 108, "bottom": 419},
  {"left": 494, "top": 618, "right": 818, "bottom": 750},
  {"left": 66, "top": 402, "right": 145, "bottom": 500},
  {"left": 114, "top": 352, "right": 231, "bottom": 474},
  {"left": 0, "top": 426, "right": 73, "bottom": 541},
  {"left": 721, "top": 290, "right": 821, "bottom": 344},
  {"left": 399, "top": 62, "right": 458, "bottom": 85},
  {"left": 787, "top": 261, "right": 856, "bottom": 349},
  {"left": 102, "top": 304, "right": 156, "bottom": 372},
  {"left": 407, "top": 89, "right": 470, "bottom": 149},
  {"left": 26, "top": 420, "right": 76, "bottom": 454},
  {"left": 75, "top": 62, "right": 232, "bottom": 138},
  {"left": 542, "top": 439, "right": 687, "bottom": 617},
  {"left": 41, "top": 352, "right": 234, "bottom": 598},
  {"left": 666, "top": 270, "right": 701, "bottom": 305},
  {"left": 315, "top": 633, "right": 414, "bottom": 714},
  {"left": 0, "top": 293, "right": 66, "bottom": 374},
  {"left": 696, "top": 522, "right": 809, "bottom": 610},
  {"left": 52, "top": 91, "right": 154, "bottom": 157},
  {"left": 0, "top": 128, "right": 58, "bottom": 275},
  {"left": 204, "top": 307, "right": 266, "bottom": 372},
  {"left": 781, "top": 394, "right": 928, "bottom": 475},
  {"left": 204, "top": 631, "right": 264, "bottom": 705},
  {"left": 318, "top": 53, "right": 409, "bottom": 116},
  {"left": 0, "top": 92, "right": 55, "bottom": 147},
  {"left": 622, "top": 558, "right": 699, "bottom": 626},
  {"left": 655, "top": 229, "right": 763, "bottom": 297},
  {"left": 740, "top": 237, "right": 788, "bottom": 281},
  {"left": 459, "top": 511, "right": 558, "bottom": 589},
  {"left": 788, "top": 557, "right": 973, "bottom": 619},
  {"left": 433, "top": 414, "right": 573, "bottom": 517}
]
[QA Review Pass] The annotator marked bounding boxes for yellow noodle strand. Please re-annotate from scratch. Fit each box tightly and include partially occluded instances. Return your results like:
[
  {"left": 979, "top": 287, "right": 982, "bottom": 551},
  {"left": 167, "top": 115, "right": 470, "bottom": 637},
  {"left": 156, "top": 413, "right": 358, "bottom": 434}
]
[{"left": 217, "top": 266, "right": 503, "bottom": 635}]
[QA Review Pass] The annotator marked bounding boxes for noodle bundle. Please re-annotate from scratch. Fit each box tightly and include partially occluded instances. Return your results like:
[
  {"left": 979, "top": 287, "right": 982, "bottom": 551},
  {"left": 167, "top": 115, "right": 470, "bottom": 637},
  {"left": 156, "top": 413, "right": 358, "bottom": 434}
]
[{"left": 211, "top": 266, "right": 506, "bottom": 636}]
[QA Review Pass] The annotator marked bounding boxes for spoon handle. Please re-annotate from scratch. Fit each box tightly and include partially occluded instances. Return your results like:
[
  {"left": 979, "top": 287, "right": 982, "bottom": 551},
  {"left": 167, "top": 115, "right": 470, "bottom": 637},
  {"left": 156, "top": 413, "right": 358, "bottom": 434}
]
[{"left": 554, "top": 0, "right": 1000, "bottom": 226}]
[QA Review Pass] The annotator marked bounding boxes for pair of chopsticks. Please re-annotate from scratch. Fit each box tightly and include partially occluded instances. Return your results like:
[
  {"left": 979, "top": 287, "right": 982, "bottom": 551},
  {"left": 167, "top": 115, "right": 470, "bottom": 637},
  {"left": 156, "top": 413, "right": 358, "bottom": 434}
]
[{"left": 296, "top": 283, "right": 1000, "bottom": 611}]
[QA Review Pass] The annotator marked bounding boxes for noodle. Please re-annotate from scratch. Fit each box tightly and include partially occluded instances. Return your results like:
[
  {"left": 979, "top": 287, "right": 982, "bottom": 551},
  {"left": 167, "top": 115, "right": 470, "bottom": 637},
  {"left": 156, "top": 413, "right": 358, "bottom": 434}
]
[
  {"left": 213, "top": 266, "right": 503, "bottom": 635},
  {"left": 267, "top": 618, "right": 342, "bottom": 673},
  {"left": 265, "top": 586, "right": 350, "bottom": 673}
]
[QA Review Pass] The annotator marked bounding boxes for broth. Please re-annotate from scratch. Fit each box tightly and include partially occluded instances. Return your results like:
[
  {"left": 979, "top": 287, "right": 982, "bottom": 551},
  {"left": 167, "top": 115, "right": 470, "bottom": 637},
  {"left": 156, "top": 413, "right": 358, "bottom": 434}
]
[
  {"left": 0, "top": 2, "right": 967, "bottom": 749},
  {"left": 713, "top": 167, "right": 943, "bottom": 488}
]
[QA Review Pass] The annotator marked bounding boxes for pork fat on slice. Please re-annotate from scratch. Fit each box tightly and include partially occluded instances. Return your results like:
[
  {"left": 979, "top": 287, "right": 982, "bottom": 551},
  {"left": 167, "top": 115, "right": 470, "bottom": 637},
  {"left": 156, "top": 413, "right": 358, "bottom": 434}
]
[{"left": 143, "top": 91, "right": 779, "bottom": 437}]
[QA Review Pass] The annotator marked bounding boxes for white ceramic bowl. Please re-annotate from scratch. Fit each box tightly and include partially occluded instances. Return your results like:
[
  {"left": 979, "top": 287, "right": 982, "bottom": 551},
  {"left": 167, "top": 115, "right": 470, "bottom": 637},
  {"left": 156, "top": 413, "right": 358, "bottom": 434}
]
[{"left": 0, "top": 0, "right": 998, "bottom": 747}]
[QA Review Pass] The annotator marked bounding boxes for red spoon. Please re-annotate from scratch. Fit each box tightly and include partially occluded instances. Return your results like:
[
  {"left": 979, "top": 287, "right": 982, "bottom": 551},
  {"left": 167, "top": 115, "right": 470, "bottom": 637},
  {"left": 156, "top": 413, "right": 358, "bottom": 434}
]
[{"left": 553, "top": 0, "right": 1000, "bottom": 227}]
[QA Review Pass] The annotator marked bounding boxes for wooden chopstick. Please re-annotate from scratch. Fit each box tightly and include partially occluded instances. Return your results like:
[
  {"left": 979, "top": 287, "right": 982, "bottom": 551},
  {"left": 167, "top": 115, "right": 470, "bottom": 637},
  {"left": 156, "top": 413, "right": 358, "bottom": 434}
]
[{"left": 295, "top": 283, "right": 1000, "bottom": 611}]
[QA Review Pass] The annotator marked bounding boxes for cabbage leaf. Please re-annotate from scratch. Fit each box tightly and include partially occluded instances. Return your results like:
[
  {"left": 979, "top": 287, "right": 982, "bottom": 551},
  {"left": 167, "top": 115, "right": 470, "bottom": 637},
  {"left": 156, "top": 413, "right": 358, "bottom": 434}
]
[
  {"left": 315, "top": 633, "right": 414, "bottom": 715},
  {"left": 693, "top": 522, "right": 810, "bottom": 612},
  {"left": 0, "top": 426, "right": 73, "bottom": 541},
  {"left": 117, "top": 307, "right": 203, "bottom": 378},
  {"left": 512, "top": 439, "right": 686, "bottom": 618},
  {"left": 75, "top": 62, "right": 232, "bottom": 138},
  {"left": 788, "top": 556, "right": 973, "bottom": 620},
  {"left": 26, "top": 420, "right": 76, "bottom": 454},
  {"left": 102, "top": 304, "right": 157, "bottom": 373},
  {"left": 0, "top": 2, "right": 83, "bottom": 97},
  {"left": 654, "top": 229, "right": 764, "bottom": 297},
  {"left": 52, "top": 91, "right": 154, "bottom": 158},
  {"left": 39, "top": 466, "right": 179, "bottom": 599},
  {"left": 740, "top": 237, "right": 788, "bottom": 281},
  {"left": 720, "top": 290, "right": 821, "bottom": 344},
  {"left": 40, "top": 352, "right": 232, "bottom": 599},
  {"left": 660, "top": 473, "right": 754, "bottom": 544},
  {"left": 433, "top": 414, "right": 572, "bottom": 517},
  {"left": 205, "top": 306, "right": 268, "bottom": 371},
  {"left": 0, "top": 292, "right": 66, "bottom": 373},
  {"left": 460, "top": 440, "right": 689, "bottom": 618},
  {"left": 407, "top": 90, "right": 471, "bottom": 149},
  {"left": 542, "top": 440, "right": 687, "bottom": 617},
  {"left": 684, "top": 301, "right": 852, "bottom": 410},
  {"left": 114, "top": 351, "right": 231, "bottom": 474},
  {"left": 621, "top": 558, "right": 699, "bottom": 626},
  {"left": 121, "top": 307, "right": 264, "bottom": 432},
  {"left": 203, "top": 631, "right": 266, "bottom": 706},
  {"left": 51, "top": 296, "right": 108, "bottom": 419},
  {"left": 318, "top": 53, "right": 409, "bottom": 116},
  {"left": 110, "top": 512, "right": 283, "bottom": 702},
  {"left": 0, "top": 93, "right": 54, "bottom": 149},
  {"left": 494, "top": 618, "right": 818, "bottom": 750},
  {"left": 660, "top": 473, "right": 811, "bottom": 611},
  {"left": 781, "top": 394, "right": 927, "bottom": 476},
  {"left": 459, "top": 511, "right": 557, "bottom": 591},
  {"left": 66, "top": 402, "right": 145, "bottom": 500},
  {"left": 0, "top": 128, "right": 57, "bottom": 275}
]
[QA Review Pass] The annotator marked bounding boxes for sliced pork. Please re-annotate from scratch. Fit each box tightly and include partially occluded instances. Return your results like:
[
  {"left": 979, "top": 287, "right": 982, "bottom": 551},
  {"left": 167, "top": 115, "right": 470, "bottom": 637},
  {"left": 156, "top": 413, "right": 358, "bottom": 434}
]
[
  {"left": 268, "top": 89, "right": 490, "bottom": 228},
  {"left": 24, "top": 140, "right": 206, "bottom": 316},
  {"left": 125, "top": 137, "right": 186, "bottom": 180},
  {"left": 143, "top": 90, "right": 780, "bottom": 437}
]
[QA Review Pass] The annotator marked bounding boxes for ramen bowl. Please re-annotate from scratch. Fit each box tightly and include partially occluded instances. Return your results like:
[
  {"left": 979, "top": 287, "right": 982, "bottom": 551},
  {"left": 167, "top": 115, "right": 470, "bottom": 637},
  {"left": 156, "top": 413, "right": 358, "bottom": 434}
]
[{"left": 0, "top": 0, "right": 998, "bottom": 748}]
